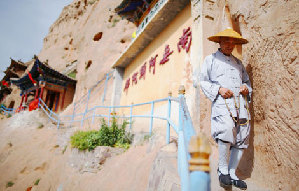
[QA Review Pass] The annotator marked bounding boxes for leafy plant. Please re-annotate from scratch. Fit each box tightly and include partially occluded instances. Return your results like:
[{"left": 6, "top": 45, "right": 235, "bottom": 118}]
[
  {"left": 88, "top": 0, "right": 98, "bottom": 5},
  {"left": 6, "top": 181, "right": 14, "bottom": 188},
  {"left": 62, "top": 145, "right": 67, "bottom": 154},
  {"left": 70, "top": 118, "right": 133, "bottom": 151},
  {"left": 7, "top": 114, "right": 12, "bottom": 118},
  {"left": 37, "top": 123, "right": 44, "bottom": 129},
  {"left": 112, "top": 18, "right": 120, "bottom": 27},
  {"left": 143, "top": 134, "right": 152, "bottom": 142},
  {"left": 70, "top": 130, "right": 99, "bottom": 151},
  {"left": 34, "top": 178, "right": 40, "bottom": 185},
  {"left": 67, "top": 69, "right": 77, "bottom": 79}
]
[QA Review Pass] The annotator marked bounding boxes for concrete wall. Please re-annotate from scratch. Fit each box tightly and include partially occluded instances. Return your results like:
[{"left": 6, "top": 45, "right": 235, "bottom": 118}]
[
  {"left": 117, "top": 4, "right": 192, "bottom": 135},
  {"left": 193, "top": 0, "right": 298, "bottom": 190},
  {"left": 120, "top": 4, "right": 192, "bottom": 105}
]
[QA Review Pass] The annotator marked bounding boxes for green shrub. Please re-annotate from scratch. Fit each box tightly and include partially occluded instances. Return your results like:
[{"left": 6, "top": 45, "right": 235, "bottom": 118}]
[
  {"left": 143, "top": 134, "right": 153, "bottom": 142},
  {"left": 70, "top": 118, "right": 132, "bottom": 151},
  {"left": 70, "top": 130, "right": 99, "bottom": 151},
  {"left": 88, "top": 0, "right": 98, "bottom": 5},
  {"left": 6, "top": 181, "right": 14, "bottom": 188},
  {"left": 34, "top": 178, "right": 40, "bottom": 185},
  {"left": 37, "top": 123, "right": 44, "bottom": 129},
  {"left": 67, "top": 69, "right": 77, "bottom": 79},
  {"left": 112, "top": 18, "right": 120, "bottom": 27},
  {"left": 62, "top": 145, "right": 67, "bottom": 154}
]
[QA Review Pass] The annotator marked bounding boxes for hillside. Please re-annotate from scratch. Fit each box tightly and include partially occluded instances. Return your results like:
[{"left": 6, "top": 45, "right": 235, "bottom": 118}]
[
  {"left": 0, "top": 110, "right": 178, "bottom": 191},
  {"left": 38, "top": 0, "right": 135, "bottom": 102},
  {"left": 1, "top": 0, "right": 297, "bottom": 190}
]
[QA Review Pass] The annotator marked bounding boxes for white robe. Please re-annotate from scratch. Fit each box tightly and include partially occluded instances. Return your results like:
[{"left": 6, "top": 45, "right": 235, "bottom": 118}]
[{"left": 199, "top": 50, "right": 252, "bottom": 147}]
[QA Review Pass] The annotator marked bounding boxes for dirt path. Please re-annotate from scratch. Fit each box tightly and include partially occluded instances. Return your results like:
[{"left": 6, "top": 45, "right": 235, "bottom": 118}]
[
  {"left": 0, "top": 110, "right": 271, "bottom": 191},
  {"left": 0, "top": 110, "right": 162, "bottom": 191}
]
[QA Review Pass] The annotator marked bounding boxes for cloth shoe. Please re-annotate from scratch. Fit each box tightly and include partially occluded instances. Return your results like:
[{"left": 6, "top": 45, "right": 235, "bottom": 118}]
[
  {"left": 218, "top": 168, "right": 232, "bottom": 188},
  {"left": 231, "top": 179, "right": 247, "bottom": 190}
]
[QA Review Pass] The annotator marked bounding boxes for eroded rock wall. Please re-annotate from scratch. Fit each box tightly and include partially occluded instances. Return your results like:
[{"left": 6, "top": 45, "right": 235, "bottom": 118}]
[
  {"left": 38, "top": 0, "right": 135, "bottom": 109},
  {"left": 198, "top": 0, "right": 298, "bottom": 190}
]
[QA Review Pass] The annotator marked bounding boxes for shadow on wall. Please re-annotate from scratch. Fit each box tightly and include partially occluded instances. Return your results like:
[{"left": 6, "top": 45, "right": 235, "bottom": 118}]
[{"left": 238, "top": 64, "right": 254, "bottom": 179}]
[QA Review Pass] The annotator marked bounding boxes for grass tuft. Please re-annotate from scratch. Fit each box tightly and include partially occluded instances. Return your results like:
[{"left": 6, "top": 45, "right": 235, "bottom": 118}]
[
  {"left": 34, "top": 178, "right": 40, "bottom": 185},
  {"left": 37, "top": 124, "right": 44, "bottom": 129},
  {"left": 6, "top": 181, "right": 14, "bottom": 188},
  {"left": 62, "top": 145, "right": 67, "bottom": 154}
]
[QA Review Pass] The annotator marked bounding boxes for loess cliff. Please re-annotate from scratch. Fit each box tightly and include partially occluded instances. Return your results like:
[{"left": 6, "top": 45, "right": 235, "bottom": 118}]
[
  {"left": 10, "top": 0, "right": 298, "bottom": 190},
  {"left": 38, "top": 0, "right": 135, "bottom": 105}
]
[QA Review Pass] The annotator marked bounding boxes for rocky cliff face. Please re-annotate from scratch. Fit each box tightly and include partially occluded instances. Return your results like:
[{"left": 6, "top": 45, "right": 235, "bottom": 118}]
[
  {"left": 198, "top": 0, "right": 298, "bottom": 190},
  {"left": 38, "top": 0, "right": 135, "bottom": 103},
  {"left": 37, "top": 0, "right": 298, "bottom": 190}
]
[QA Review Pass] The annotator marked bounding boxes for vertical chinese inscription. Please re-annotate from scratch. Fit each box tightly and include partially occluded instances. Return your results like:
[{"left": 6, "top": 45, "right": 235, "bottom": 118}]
[
  {"left": 124, "top": 78, "right": 130, "bottom": 91},
  {"left": 177, "top": 27, "right": 192, "bottom": 53},
  {"left": 149, "top": 55, "right": 158, "bottom": 74},
  {"left": 159, "top": 45, "right": 173, "bottom": 65},
  {"left": 139, "top": 63, "right": 146, "bottom": 80},
  {"left": 132, "top": 72, "right": 138, "bottom": 85}
]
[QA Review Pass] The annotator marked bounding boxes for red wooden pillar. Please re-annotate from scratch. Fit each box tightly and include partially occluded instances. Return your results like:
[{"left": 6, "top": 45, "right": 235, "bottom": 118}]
[
  {"left": 24, "top": 93, "right": 28, "bottom": 103},
  {"left": 40, "top": 87, "right": 44, "bottom": 100},
  {"left": 19, "top": 94, "right": 25, "bottom": 108},
  {"left": 61, "top": 87, "right": 67, "bottom": 110},
  {"left": 34, "top": 88, "right": 39, "bottom": 100}
]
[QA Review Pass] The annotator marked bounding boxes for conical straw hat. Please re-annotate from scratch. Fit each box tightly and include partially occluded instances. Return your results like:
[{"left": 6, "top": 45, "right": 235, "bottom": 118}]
[{"left": 208, "top": 28, "right": 248, "bottom": 44}]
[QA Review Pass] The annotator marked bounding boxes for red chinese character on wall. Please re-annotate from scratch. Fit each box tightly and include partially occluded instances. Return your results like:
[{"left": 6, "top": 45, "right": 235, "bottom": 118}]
[
  {"left": 139, "top": 63, "right": 146, "bottom": 80},
  {"left": 177, "top": 27, "right": 192, "bottom": 53},
  {"left": 132, "top": 72, "right": 138, "bottom": 85},
  {"left": 124, "top": 78, "right": 130, "bottom": 91},
  {"left": 160, "top": 45, "right": 173, "bottom": 65},
  {"left": 149, "top": 55, "right": 158, "bottom": 74}
]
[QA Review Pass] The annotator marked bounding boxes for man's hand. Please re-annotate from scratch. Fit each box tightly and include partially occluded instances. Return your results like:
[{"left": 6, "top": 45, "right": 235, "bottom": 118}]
[
  {"left": 219, "top": 87, "right": 234, "bottom": 98},
  {"left": 240, "top": 85, "right": 249, "bottom": 96}
]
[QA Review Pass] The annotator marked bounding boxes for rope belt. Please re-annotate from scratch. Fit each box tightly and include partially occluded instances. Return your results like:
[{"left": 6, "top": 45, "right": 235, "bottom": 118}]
[{"left": 224, "top": 95, "right": 250, "bottom": 126}]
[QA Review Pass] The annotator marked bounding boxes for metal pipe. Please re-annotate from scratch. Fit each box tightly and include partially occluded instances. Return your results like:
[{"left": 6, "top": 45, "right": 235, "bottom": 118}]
[
  {"left": 166, "top": 97, "right": 171, "bottom": 144},
  {"left": 149, "top": 101, "right": 154, "bottom": 134},
  {"left": 129, "top": 103, "right": 133, "bottom": 129}
]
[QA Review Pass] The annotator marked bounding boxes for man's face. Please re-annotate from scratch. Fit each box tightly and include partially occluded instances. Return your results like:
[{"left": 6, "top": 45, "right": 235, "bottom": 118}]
[{"left": 219, "top": 37, "right": 236, "bottom": 55}]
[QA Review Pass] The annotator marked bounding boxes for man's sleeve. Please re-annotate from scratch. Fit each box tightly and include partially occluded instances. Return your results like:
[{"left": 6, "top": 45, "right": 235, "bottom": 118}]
[{"left": 200, "top": 56, "right": 220, "bottom": 102}]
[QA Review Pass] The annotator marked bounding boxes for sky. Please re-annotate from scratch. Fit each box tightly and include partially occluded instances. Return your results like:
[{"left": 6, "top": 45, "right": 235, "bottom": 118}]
[{"left": 0, "top": 0, "right": 73, "bottom": 79}]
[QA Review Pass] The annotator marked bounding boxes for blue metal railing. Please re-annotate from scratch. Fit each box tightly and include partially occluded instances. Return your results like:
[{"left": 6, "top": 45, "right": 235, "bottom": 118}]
[
  {"left": 1, "top": 68, "right": 209, "bottom": 190},
  {"left": 38, "top": 98, "right": 60, "bottom": 128},
  {"left": 0, "top": 105, "right": 15, "bottom": 115},
  {"left": 37, "top": 85, "right": 210, "bottom": 190},
  {"left": 71, "top": 71, "right": 114, "bottom": 126}
]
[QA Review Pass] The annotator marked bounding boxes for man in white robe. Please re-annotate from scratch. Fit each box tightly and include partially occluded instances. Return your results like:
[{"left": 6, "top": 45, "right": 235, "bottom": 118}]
[{"left": 200, "top": 28, "right": 252, "bottom": 190}]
